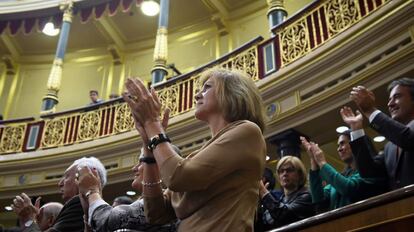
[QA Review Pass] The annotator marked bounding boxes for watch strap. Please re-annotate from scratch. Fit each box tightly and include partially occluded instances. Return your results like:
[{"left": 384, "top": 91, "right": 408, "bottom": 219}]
[
  {"left": 147, "top": 133, "right": 171, "bottom": 151},
  {"left": 139, "top": 156, "right": 156, "bottom": 164}
]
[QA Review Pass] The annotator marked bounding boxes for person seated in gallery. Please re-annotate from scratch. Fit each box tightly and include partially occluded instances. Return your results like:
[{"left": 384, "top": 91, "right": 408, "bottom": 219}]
[
  {"left": 11, "top": 157, "right": 107, "bottom": 232},
  {"left": 301, "top": 131, "right": 385, "bottom": 213},
  {"left": 258, "top": 156, "right": 315, "bottom": 230},
  {"left": 123, "top": 68, "right": 266, "bottom": 231},
  {"left": 112, "top": 196, "right": 133, "bottom": 207},
  {"left": 89, "top": 90, "right": 103, "bottom": 105}
]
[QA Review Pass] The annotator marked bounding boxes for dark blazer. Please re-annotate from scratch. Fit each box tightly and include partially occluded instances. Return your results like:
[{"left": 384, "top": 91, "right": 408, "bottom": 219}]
[
  {"left": 350, "top": 112, "right": 414, "bottom": 190},
  {"left": 46, "top": 196, "right": 84, "bottom": 232},
  {"left": 259, "top": 186, "right": 314, "bottom": 230}
]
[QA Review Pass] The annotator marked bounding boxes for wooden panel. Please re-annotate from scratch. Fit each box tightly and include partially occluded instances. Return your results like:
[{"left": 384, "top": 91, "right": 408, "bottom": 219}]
[{"left": 272, "top": 185, "right": 414, "bottom": 232}]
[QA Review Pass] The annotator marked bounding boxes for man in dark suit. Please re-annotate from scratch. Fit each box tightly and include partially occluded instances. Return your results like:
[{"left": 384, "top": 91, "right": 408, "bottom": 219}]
[
  {"left": 11, "top": 157, "right": 107, "bottom": 232},
  {"left": 340, "top": 77, "right": 414, "bottom": 190}
]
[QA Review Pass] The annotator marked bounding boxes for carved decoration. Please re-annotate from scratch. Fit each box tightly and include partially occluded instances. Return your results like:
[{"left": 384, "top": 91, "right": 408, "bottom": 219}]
[
  {"left": 42, "top": 119, "right": 65, "bottom": 147},
  {"left": 326, "top": 0, "right": 360, "bottom": 35},
  {"left": 280, "top": 19, "right": 310, "bottom": 66},
  {"left": 0, "top": 125, "right": 25, "bottom": 153},
  {"left": 113, "top": 103, "right": 134, "bottom": 133},
  {"left": 78, "top": 111, "right": 101, "bottom": 140}
]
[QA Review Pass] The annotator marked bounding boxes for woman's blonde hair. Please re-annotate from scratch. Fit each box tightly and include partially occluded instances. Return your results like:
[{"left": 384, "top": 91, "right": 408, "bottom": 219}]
[
  {"left": 276, "top": 156, "right": 307, "bottom": 187},
  {"left": 199, "top": 67, "right": 266, "bottom": 131}
]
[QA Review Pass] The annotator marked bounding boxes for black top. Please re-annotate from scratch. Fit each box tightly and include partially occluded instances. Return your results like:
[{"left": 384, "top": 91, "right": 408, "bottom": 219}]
[{"left": 259, "top": 186, "right": 315, "bottom": 231}]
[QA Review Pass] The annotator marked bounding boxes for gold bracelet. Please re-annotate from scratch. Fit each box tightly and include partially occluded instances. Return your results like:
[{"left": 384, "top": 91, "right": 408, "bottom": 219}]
[{"left": 141, "top": 180, "right": 162, "bottom": 187}]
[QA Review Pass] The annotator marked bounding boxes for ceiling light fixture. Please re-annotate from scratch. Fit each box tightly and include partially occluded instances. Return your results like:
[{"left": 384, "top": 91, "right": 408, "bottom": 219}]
[
  {"left": 141, "top": 0, "right": 160, "bottom": 16},
  {"left": 126, "top": 191, "right": 136, "bottom": 196},
  {"left": 336, "top": 126, "right": 349, "bottom": 133},
  {"left": 42, "top": 22, "right": 60, "bottom": 36},
  {"left": 373, "top": 136, "right": 386, "bottom": 143}
]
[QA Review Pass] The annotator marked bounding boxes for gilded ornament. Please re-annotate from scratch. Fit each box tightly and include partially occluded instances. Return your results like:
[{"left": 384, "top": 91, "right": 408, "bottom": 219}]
[
  {"left": 46, "top": 58, "right": 63, "bottom": 92},
  {"left": 78, "top": 111, "right": 101, "bottom": 140},
  {"left": 280, "top": 19, "right": 310, "bottom": 66},
  {"left": 114, "top": 104, "right": 135, "bottom": 133},
  {"left": 325, "top": 0, "right": 359, "bottom": 35},
  {"left": 41, "top": 119, "right": 65, "bottom": 148},
  {"left": 0, "top": 125, "right": 25, "bottom": 153},
  {"left": 153, "top": 27, "right": 168, "bottom": 63}
]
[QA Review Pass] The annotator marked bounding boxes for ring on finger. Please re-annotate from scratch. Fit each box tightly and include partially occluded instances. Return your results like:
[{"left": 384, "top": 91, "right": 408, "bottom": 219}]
[{"left": 128, "top": 94, "right": 138, "bottom": 101}]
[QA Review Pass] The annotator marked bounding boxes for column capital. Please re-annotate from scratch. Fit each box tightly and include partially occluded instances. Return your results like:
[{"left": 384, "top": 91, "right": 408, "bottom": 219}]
[
  {"left": 267, "top": 0, "right": 284, "bottom": 8},
  {"left": 60, "top": 0, "right": 74, "bottom": 23},
  {"left": 266, "top": 0, "right": 286, "bottom": 16}
]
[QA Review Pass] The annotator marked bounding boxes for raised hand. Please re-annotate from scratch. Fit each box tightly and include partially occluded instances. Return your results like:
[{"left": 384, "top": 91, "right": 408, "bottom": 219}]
[
  {"left": 300, "top": 136, "right": 319, "bottom": 170},
  {"left": 11, "top": 193, "right": 40, "bottom": 222},
  {"left": 340, "top": 106, "right": 363, "bottom": 130},
  {"left": 350, "top": 86, "right": 377, "bottom": 118},
  {"left": 123, "top": 78, "right": 169, "bottom": 146},
  {"left": 123, "top": 78, "right": 162, "bottom": 127},
  {"left": 76, "top": 166, "right": 101, "bottom": 196},
  {"left": 259, "top": 180, "right": 269, "bottom": 198},
  {"left": 300, "top": 137, "right": 326, "bottom": 169},
  {"left": 310, "top": 143, "right": 327, "bottom": 168}
]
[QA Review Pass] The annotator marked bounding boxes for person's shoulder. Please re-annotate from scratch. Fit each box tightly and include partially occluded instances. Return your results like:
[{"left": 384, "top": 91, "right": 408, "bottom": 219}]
[
  {"left": 297, "top": 186, "right": 312, "bottom": 195},
  {"left": 233, "top": 120, "right": 262, "bottom": 133}
]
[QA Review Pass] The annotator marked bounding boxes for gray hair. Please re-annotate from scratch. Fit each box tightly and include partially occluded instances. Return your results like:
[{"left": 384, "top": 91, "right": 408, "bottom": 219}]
[
  {"left": 41, "top": 202, "right": 63, "bottom": 220},
  {"left": 71, "top": 156, "right": 107, "bottom": 187}
]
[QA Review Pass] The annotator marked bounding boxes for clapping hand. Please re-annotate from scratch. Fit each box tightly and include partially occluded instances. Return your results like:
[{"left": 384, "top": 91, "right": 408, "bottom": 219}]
[
  {"left": 350, "top": 86, "right": 377, "bottom": 118},
  {"left": 76, "top": 166, "right": 101, "bottom": 196},
  {"left": 123, "top": 78, "right": 162, "bottom": 128},
  {"left": 259, "top": 180, "right": 270, "bottom": 198},
  {"left": 300, "top": 136, "right": 327, "bottom": 169},
  {"left": 123, "top": 78, "right": 169, "bottom": 147},
  {"left": 11, "top": 193, "right": 40, "bottom": 223},
  {"left": 340, "top": 106, "right": 363, "bottom": 130}
]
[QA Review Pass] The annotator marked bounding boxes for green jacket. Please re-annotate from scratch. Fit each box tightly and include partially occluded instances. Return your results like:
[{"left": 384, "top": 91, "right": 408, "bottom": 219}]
[{"left": 309, "top": 163, "right": 383, "bottom": 211}]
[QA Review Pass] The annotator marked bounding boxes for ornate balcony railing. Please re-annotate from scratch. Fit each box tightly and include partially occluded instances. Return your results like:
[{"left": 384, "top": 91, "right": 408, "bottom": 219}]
[
  {"left": 155, "top": 36, "right": 262, "bottom": 117},
  {"left": 39, "top": 100, "right": 135, "bottom": 149},
  {"left": 0, "top": 0, "right": 390, "bottom": 155},
  {"left": 258, "top": 0, "right": 389, "bottom": 77}
]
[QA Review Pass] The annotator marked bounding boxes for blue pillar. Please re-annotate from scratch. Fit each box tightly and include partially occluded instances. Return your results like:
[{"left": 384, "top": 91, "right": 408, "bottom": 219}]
[
  {"left": 151, "top": 0, "right": 169, "bottom": 84},
  {"left": 41, "top": 1, "right": 74, "bottom": 114}
]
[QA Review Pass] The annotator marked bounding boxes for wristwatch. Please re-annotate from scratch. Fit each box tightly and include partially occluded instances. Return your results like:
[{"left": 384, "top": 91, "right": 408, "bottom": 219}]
[{"left": 147, "top": 133, "right": 171, "bottom": 151}]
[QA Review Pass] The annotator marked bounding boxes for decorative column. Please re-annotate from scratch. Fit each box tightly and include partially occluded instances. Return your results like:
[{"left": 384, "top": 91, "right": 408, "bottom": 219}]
[
  {"left": 266, "top": 0, "right": 287, "bottom": 35},
  {"left": 41, "top": 1, "right": 74, "bottom": 114},
  {"left": 151, "top": 0, "right": 169, "bottom": 84},
  {"left": 269, "top": 129, "right": 305, "bottom": 159}
]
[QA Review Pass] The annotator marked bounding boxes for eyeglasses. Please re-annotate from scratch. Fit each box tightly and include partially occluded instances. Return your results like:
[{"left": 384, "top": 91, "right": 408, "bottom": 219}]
[{"left": 277, "top": 167, "right": 295, "bottom": 174}]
